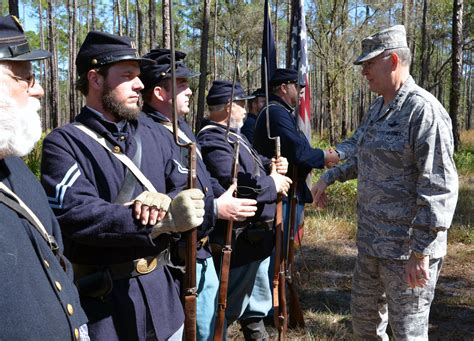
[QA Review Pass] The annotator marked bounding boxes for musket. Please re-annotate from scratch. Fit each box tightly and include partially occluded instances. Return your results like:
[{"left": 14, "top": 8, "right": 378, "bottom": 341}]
[
  {"left": 286, "top": 82, "right": 305, "bottom": 329},
  {"left": 169, "top": 2, "right": 198, "bottom": 339},
  {"left": 263, "top": 58, "right": 287, "bottom": 340},
  {"left": 213, "top": 39, "right": 241, "bottom": 341}
]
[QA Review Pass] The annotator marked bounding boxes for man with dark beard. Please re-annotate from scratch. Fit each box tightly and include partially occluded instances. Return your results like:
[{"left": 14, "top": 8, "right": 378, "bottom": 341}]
[
  {"left": 0, "top": 15, "right": 88, "bottom": 340},
  {"left": 41, "top": 31, "right": 205, "bottom": 340}
]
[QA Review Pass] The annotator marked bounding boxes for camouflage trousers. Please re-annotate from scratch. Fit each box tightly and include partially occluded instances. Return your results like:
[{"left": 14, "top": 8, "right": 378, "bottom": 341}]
[{"left": 351, "top": 253, "right": 443, "bottom": 341}]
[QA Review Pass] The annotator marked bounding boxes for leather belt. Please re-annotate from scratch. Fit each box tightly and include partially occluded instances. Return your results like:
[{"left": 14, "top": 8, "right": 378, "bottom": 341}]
[{"left": 72, "top": 249, "right": 170, "bottom": 281}]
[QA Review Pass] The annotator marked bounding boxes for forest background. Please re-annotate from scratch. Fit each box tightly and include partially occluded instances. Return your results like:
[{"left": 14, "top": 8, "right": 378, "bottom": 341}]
[
  {"left": 2, "top": 0, "right": 473, "bottom": 339},
  {"left": 1, "top": 0, "right": 472, "bottom": 145}
]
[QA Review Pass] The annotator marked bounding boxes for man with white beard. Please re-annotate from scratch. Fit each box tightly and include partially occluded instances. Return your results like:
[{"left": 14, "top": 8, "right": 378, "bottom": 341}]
[{"left": 0, "top": 15, "right": 88, "bottom": 340}]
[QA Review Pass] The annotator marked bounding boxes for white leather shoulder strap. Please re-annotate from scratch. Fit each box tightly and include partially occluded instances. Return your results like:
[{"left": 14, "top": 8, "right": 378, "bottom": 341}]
[{"left": 73, "top": 122, "right": 157, "bottom": 192}]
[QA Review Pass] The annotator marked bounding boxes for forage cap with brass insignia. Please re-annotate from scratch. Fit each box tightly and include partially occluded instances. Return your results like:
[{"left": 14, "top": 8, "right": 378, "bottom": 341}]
[
  {"left": 0, "top": 15, "right": 51, "bottom": 61},
  {"left": 139, "top": 48, "right": 200, "bottom": 92},
  {"left": 75, "top": 31, "right": 155, "bottom": 75}
]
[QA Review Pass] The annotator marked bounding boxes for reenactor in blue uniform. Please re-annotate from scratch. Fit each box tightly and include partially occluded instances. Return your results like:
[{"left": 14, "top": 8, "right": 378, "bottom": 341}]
[
  {"left": 41, "top": 32, "right": 205, "bottom": 340},
  {"left": 197, "top": 80, "right": 292, "bottom": 340},
  {"left": 139, "top": 48, "right": 258, "bottom": 340},
  {"left": 253, "top": 69, "right": 339, "bottom": 217},
  {"left": 313, "top": 25, "right": 458, "bottom": 340},
  {"left": 241, "top": 88, "right": 265, "bottom": 143},
  {"left": 0, "top": 15, "right": 88, "bottom": 340}
]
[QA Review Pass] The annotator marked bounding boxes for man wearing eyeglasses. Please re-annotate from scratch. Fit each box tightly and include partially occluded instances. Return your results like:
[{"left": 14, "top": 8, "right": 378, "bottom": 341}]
[
  {"left": 312, "top": 25, "right": 458, "bottom": 340},
  {"left": 0, "top": 15, "right": 88, "bottom": 340}
]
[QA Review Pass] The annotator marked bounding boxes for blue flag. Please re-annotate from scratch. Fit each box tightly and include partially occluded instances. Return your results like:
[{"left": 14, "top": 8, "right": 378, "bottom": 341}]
[{"left": 261, "top": 0, "right": 277, "bottom": 89}]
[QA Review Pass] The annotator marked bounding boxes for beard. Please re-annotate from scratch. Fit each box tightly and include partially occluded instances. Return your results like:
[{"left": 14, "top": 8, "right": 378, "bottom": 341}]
[
  {"left": 0, "top": 95, "right": 42, "bottom": 159},
  {"left": 229, "top": 116, "right": 244, "bottom": 130},
  {"left": 101, "top": 82, "right": 141, "bottom": 121}
]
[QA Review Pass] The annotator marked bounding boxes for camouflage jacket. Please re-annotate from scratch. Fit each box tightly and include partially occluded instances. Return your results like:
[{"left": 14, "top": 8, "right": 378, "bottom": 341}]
[{"left": 322, "top": 76, "right": 458, "bottom": 259}]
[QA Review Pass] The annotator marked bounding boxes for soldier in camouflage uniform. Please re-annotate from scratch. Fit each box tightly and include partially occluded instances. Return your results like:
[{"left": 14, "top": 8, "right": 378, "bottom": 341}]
[{"left": 312, "top": 25, "right": 458, "bottom": 340}]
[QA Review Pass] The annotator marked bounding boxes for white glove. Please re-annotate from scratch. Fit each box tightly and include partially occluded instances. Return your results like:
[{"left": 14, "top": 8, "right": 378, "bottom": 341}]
[
  {"left": 130, "top": 191, "right": 172, "bottom": 225},
  {"left": 150, "top": 189, "right": 205, "bottom": 238}
]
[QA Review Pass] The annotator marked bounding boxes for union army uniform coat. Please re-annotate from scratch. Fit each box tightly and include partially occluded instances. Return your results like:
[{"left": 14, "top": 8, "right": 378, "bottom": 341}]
[
  {"left": 0, "top": 156, "right": 87, "bottom": 340},
  {"left": 197, "top": 119, "right": 277, "bottom": 267},
  {"left": 253, "top": 94, "right": 325, "bottom": 204},
  {"left": 41, "top": 107, "right": 188, "bottom": 340}
]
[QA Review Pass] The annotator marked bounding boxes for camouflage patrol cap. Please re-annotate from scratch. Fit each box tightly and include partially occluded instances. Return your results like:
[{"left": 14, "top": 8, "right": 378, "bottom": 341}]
[
  {"left": 0, "top": 15, "right": 51, "bottom": 61},
  {"left": 354, "top": 25, "right": 408, "bottom": 65},
  {"left": 76, "top": 31, "right": 155, "bottom": 75}
]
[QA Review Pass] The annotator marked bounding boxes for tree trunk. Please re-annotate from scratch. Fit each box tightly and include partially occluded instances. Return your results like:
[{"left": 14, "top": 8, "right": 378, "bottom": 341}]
[
  {"left": 419, "top": 0, "right": 430, "bottom": 88},
  {"left": 68, "top": 0, "right": 78, "bottom": 122},
  {"left": 114, "top": 0, "right": 122, "bottom": 35},
  {"left": 162, "top": 0, "right": 170, "bottom": 48},
  {"left": 449, "top": 0, "right": 463, "bottom": 150},
  {"left": 466, "top": 50, "right": 472, "bottom": 130},
  {"left": 38, "top": 0, "right": 49, "bottom": 131},
  {"left": 149, "top": 0, "right": 157, "bottom": 48},
  {"left": 90, "top": 0, "right": 96, "bottom": 31},
  {"left": 125, "top": 0, "right": 130, "bottom": 36},
  {"left": 136, "top": 0, "right": 145, "bottom": 55},
  {"left": 8, "top": 0, "right": 19, "bottom": 17},
  {"left": 47, "top": 0, "right": 59, "bottom": 128},
  {"left": 196, "top": 0, "right": 210, "bottom": 132},
  {"left": 212, "top": 0, "right": 218, "bottom": 79}
]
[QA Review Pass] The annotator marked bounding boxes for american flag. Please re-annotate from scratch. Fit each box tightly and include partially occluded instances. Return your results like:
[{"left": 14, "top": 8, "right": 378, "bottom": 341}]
[
  {"left": 289, "top": 0, "right": 311, "bottom": 245},
  {"left": 289, "top": 0, "right": 311, "bottom": 143}
]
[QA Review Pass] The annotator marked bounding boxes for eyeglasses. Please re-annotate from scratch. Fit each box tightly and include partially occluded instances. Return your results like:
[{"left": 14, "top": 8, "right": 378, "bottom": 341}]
[
  {"left": 361, "top": 54, "right": 392, "bottom": 70},
  {"left": 7, "top": 73, "right": 36, "bottom": 88}
]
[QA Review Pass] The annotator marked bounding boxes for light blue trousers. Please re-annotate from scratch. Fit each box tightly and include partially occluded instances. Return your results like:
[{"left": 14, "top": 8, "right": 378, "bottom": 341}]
[
  {"left": 225, "top": 256, "right": 273, "bottom": 327},
  {"left": 195, "top": 257, "right": 219, "bottom": 341}
]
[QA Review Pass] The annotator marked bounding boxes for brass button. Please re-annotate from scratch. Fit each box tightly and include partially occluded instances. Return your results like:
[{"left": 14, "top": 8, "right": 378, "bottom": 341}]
[
  {"left": 119, "top": 136, "right": 126, "bottom": 141},
  {"left": 55, "top": 281, "right": 62, "bottom": 291},
  {"left": 67, "top": 304, "right": 74, "bottom": 316},
  {"left": 205, "top": 187, "right": 208, "bottom": 193},
  {"left": 113, "top": 146, "right": 121, "bottom": 153},
  {"left": 44, "top": 259, "right": 50, "bottom": 268},
  {"left": 91, "top": 58, "right": 98, "bottom": 65},
  {"left": 74, "top": 328, "right": 79, "bottom": 340}
]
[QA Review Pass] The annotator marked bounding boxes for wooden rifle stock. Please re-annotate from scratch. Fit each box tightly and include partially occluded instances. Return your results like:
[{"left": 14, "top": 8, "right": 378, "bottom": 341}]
[
  {"left": 273, "top": 192, "right": 287, "bottom": 339},
  {"left": 213, "top": 142, "right": 240, "bottom": 341},
  {"left": 183, "top": 144, "right": 198, "bottom": 340},
  {"left": 286, "top": 167, "right": 305, "bottom": 329}
]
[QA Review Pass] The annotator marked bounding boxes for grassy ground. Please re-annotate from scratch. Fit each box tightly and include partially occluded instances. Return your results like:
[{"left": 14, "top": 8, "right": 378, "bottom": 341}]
[{"left": 228, "top": 130, "right": 474, "bottom": 340}]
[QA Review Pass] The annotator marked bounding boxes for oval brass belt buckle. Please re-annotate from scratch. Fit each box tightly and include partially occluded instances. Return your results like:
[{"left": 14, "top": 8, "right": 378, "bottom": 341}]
[{"left": 136, "top": 257, "right": 158, "bottom": 275}]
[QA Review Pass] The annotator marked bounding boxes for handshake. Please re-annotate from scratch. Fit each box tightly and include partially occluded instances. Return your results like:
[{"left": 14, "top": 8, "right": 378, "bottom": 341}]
[
  {"left": 129, "top": 189, "right": 205, "bottom": 238},
  {"left": 324, "top": 148, "right": 340, "bottom": 168}
]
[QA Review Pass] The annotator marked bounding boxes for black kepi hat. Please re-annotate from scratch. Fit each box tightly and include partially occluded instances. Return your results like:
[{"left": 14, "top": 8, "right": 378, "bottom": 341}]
[
  {"left": 206, "top": 80, "right": 254, "bottom": 106},
  {"left": 140, "top": 48, "right": 200, "bottom": 91},
  {"left": 269, "top": 68, "right": 302, "bottom": 87},
  {"left": 0, "top": 15, "right": 50, "bottom": 61},
  {"left": 76, "top": 31, "right": 154, "bottom": 75}
]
